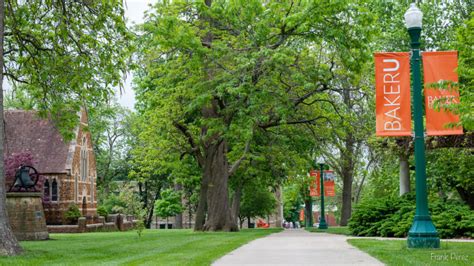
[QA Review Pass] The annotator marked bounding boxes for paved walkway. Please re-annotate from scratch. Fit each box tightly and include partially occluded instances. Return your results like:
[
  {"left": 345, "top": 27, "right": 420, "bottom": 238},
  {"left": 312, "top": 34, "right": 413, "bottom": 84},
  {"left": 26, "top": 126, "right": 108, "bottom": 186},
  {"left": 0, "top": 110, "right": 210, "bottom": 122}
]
[{"left": 213, "top": 229, "right": 383, "bottom": 266}]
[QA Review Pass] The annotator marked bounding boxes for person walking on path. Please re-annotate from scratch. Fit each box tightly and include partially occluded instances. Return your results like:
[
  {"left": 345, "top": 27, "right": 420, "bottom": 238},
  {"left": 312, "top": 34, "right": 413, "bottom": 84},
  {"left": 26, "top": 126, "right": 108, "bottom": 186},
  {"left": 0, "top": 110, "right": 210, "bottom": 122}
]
[{"left": 213, "top": 229, "right": 382, "bottom": 265}]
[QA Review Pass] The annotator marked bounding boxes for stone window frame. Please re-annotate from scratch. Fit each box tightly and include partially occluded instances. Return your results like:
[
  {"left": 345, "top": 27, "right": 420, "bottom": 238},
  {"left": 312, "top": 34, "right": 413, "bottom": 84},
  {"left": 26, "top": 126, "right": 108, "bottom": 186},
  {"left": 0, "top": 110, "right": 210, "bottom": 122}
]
[{"left": 43, "top": 176, "right": 59, "bottom": 203}]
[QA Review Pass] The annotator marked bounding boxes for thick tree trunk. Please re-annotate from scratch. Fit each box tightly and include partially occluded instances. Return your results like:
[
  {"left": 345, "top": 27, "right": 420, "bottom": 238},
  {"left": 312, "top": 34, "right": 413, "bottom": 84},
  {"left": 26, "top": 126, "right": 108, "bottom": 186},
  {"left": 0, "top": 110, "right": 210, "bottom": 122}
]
[
  {"left": 0, "top": 0, "right": 22, "bottom": 256},
  {"left": 399, "top": 153, "right": 410, "bottom": 196},
  {"left": 340, "top": 168, "right": 353, "bottom": 226},
  {"left": 340, "top": 133, "right": 355, "bottom": 226},
  {"left": 202, "top": 140, "right": 238, "bottom": 231},
  {"left": 174, "top": 183, "right": 183, "bottom": 229},
  {"left": 230, "top": 184, "right": 242, "bottom": 225}
]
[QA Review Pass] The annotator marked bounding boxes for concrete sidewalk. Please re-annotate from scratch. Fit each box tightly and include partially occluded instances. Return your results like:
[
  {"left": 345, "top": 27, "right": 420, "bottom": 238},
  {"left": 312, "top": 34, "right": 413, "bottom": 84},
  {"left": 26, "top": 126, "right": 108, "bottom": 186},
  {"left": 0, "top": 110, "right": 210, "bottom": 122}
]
[{"left": 213, "top": 229, "right": 383, "bottom": 266}]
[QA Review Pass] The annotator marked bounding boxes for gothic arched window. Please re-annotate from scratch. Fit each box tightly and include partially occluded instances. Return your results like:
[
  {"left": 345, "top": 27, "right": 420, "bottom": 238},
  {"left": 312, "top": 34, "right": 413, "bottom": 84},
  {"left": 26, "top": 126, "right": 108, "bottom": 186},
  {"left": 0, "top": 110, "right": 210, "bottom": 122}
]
[
  {"left": 80, "top": 137, "right": 88, "bottom": 181},
  {"left": 51, "top": 179, "right": 58, "bottom": 202},
  {"left": 43, "top": 179, "right": 50, "bottom": 202}
]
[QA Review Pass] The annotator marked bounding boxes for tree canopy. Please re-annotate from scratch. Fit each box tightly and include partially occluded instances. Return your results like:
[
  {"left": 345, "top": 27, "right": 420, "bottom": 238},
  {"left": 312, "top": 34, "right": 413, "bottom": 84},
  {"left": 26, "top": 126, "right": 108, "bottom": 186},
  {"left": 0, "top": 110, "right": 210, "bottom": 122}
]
[{"left": 0, "top": 0, "right": 132, "bottom": 256}]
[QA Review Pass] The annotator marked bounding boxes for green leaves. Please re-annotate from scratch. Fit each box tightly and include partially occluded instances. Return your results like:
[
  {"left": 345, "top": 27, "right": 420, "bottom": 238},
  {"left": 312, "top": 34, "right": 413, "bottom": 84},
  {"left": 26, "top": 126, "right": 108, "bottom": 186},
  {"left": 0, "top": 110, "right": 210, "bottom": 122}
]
[
  {"left": 4, "top": 0, "right": 133, "bottom": 139},
  {"left": 154, "top": 189, "right": 184, "bottom": 219}
]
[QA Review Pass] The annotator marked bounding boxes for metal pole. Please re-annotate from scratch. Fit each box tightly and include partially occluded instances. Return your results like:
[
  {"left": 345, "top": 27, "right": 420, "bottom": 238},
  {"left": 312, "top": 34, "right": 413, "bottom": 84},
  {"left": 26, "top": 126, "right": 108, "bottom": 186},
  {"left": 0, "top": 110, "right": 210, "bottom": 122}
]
[
  {"left": 318, "top": 163, "right": 328, "bottom": 229},
  {"left": 406, "top": 26, "right": 440, "bottom": 248}
]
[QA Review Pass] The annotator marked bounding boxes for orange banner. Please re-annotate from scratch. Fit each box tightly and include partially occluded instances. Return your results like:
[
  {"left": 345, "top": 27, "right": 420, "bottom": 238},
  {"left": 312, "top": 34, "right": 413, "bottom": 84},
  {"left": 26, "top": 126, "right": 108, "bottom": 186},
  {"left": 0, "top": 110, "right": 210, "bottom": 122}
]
[
  {"left": 423, "top": 51, "right": 463, "bottom": 135},
  {"left": 323, "top": 170, "right": 335, "bottom": 197},
  {"left": 299, "top": 209, "right": 304, "bottom": 221},
  {"left": 375, "top": 52, "right": 412, "bottom": 136},
  {"left": 309, "top": 170, "right": 319, "bottom": 197},
  {"left": 309, "top": 170, "right": 335, "bottom": 197}
]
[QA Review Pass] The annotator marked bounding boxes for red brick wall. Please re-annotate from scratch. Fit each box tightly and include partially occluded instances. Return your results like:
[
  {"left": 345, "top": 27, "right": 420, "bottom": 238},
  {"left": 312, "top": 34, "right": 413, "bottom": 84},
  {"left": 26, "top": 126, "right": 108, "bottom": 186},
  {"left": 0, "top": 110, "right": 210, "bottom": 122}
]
[{"left": 43, "top": 110, "right": 98, "bottom": 224}]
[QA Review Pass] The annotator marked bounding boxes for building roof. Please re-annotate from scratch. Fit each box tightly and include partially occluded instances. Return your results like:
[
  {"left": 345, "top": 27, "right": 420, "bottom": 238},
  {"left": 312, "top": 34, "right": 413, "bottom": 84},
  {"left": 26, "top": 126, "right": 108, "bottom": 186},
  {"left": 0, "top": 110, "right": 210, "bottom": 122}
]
[{"left": 4, "top": 110, "right": 71, "bottom": 174}]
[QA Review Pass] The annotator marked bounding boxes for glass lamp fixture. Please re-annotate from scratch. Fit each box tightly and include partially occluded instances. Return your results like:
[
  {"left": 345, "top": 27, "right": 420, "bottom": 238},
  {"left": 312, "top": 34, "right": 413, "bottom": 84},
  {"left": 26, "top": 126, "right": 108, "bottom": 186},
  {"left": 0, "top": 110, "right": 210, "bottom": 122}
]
[{"left": 404, "top": 3, "right": 423, "bottom": 29}]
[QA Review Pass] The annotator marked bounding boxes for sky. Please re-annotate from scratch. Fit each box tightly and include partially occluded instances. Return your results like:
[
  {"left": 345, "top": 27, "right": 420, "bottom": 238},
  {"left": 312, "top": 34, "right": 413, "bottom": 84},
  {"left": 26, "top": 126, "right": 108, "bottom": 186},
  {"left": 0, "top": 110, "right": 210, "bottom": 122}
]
[{"left": 119, "top": 0, "right": 154, "bottom": 109}]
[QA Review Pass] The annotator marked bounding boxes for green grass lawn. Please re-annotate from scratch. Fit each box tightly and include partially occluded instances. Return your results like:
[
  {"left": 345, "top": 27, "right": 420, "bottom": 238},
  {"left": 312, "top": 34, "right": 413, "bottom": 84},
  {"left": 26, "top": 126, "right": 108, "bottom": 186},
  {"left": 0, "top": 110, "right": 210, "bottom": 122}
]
[
  {"left": 305, "top": 226, "right": 350, "bottom": 235},
  {"left": 348, "top": 239, "right": 474, "bottom": 266},
  {"left": 0, "top": 228, "right": 281, "bottom": 266}
]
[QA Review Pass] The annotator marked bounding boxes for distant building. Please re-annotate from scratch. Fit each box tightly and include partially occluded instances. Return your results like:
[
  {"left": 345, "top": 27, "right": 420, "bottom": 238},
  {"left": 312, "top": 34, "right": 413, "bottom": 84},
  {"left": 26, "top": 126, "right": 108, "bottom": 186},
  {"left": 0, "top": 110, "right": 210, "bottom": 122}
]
[{"left": 4, "top": 109, "right": 97, "bottom": 224}]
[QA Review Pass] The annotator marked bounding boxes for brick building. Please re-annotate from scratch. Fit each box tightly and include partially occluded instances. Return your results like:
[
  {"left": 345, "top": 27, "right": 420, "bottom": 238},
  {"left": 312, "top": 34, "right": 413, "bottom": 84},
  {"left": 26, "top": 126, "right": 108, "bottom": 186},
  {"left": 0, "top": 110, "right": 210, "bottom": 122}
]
[{"left": 5, "top": 109, "right": 97, "bottom": 224}]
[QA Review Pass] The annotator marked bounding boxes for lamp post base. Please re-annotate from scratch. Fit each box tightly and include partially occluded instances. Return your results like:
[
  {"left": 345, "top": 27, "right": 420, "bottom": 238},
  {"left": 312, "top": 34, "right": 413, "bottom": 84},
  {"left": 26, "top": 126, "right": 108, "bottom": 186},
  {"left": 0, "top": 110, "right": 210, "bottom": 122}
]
[
  {"left": 407, "top": 215, "right": 440, "bottom": 248},
  {"left": 318, "top": 220, "right": 328, "bottom": 229}
]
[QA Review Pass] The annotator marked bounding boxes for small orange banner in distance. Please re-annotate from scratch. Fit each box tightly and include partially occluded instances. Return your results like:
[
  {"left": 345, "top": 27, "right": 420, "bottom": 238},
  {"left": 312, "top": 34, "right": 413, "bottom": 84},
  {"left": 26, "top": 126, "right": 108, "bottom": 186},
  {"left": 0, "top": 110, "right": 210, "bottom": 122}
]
[
  {"left": 375, "top": 52, "right": 412, "bottom": 136},
  {"left": 423, "top": 51, "right": 463, "bottom": 135},
  {"left": 323, "top": 170, "right": 336, "bottom": 197},
  {"left": 309, "top": 170, "right": 319, "bottom": 197}
]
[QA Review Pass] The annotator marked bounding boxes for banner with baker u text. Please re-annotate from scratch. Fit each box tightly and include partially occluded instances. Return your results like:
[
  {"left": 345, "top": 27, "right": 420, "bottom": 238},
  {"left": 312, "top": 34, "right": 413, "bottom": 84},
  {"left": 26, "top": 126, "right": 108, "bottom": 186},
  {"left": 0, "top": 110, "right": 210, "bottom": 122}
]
[
  {"left": 423, "top": 51, "right": 463, "bottom": 135},
  {"left": 375, "top": 52, "right": 412, "bottom": 136}
]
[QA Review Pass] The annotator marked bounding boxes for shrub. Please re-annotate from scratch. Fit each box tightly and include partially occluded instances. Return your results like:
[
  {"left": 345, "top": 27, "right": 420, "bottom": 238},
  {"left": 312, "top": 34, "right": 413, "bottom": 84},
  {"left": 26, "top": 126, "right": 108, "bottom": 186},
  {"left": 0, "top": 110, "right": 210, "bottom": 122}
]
[
  {"left": 431, "top": 200, "right": 474, "bottom": 238},
  {"left": 349, "top": 194, "right": 473, "bottom": 239},
  {"left": 4, "top": 152, "right": 45, "bottom": 193},
  {"left": 97, "top": 206, "right": 108, "bottom": 217},
  {"left": 64, "top": 204, "right": 82, "bottom": 224}
]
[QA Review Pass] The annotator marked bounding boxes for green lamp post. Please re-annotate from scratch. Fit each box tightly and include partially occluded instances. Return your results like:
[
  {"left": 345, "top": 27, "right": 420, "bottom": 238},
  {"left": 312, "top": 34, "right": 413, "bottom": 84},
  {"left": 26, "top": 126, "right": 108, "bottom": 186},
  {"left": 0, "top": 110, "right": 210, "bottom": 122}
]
[
  {"left": 318, "top": 162, "right": 328, "bottom": 229},
  {"left": 405, "top": 3, "right": 440, "bottom": 248}
]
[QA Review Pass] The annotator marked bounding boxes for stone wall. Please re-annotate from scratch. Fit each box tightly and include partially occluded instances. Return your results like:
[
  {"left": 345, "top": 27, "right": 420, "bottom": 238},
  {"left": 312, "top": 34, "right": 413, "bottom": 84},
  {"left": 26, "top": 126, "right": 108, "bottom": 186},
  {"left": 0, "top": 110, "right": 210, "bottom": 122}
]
[
  {"left": 6, "top": 192, "right": 49, "bottom": 240},
  {"left": 46, "top": 214, "right": 137, "bottom": 233}
]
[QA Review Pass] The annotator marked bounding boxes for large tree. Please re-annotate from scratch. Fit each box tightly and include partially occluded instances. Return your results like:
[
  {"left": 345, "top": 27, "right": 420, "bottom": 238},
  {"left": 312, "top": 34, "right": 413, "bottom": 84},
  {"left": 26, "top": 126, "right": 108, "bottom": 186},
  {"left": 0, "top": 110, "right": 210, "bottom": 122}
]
[
  {"left": 0, "top": 0, "right": 131, "bottom": 255},
  {"left": 134, "top": 0, "right": 373, "bottom": 231}
]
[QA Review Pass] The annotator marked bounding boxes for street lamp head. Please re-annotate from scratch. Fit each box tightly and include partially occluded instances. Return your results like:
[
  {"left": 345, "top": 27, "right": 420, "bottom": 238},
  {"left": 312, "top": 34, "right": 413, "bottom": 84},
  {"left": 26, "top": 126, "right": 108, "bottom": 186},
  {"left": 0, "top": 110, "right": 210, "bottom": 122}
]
[
  {"left": 315, "top": 156, "right": 324, "bottom": 166},
  {"left": 404, "top": 3, "right": 423, "bottom": 29}
]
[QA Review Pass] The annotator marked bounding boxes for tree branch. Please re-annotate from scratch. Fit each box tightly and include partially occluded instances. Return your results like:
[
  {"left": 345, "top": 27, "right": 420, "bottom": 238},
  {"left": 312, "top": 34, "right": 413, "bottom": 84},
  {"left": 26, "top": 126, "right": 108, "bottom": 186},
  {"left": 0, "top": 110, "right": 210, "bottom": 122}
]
[
  {"left": 228, "top": 139, "right": 251, "bottom": 177},
  {"left": 259, "top": 116, "right": 330, "bottom": 129},
  {"left": 3, "top": 72, "right": 29, "bottom": 84},
  {"left": 173, "top": 121, "right": 204, "bottom": 166}
]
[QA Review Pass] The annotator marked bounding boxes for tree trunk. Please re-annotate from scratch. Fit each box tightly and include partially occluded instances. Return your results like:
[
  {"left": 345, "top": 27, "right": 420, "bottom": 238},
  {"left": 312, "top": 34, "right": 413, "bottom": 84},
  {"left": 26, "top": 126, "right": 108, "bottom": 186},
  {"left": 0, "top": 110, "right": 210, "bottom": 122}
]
[
  {"left": 193, "top": 174, "right": 208, "bottom": 231},
  {"left": 0, "top": 0, "right": 22, "bottom": 256},
  {"left": 230, "top": 184, "right": 242, "bottom": 225},
  {"left": 456, "top": 186, "right": 474, "bottom": 210},
  {"left": 202, "top": 140, "right": 237, "bottom": 231},
  {"left": 275, "top": 186, "right": 283, "bottom": 227},
  {"left": 174, "top": 183, "right": 183, "bottom": 229},
  {"left": 399, "top": 153, "right": 410, "bottom": 196},
  {"left": 304, "top": 198, "right": 312, "bottom": 227},
  {"left": 340, "top": 166, "right": 353, "bottom": 226},
  {"left": 247, "top": 216, "right": 251, "bottom": 228},
  {"left": 145, "top": 189, "right": 160, "bottom": 229},
  {"left": 340, "top": 133, "right": 355, "bottom": 226},
  {"left": 354, "top": 174, "right": 367, "bottom": 204}
]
